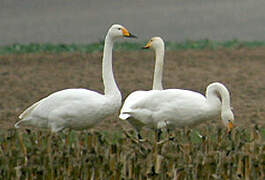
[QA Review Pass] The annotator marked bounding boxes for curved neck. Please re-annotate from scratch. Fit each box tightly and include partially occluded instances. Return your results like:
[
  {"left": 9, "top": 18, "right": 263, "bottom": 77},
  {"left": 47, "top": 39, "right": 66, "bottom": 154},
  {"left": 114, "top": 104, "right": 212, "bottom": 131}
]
[
  {"left": 152, "top": 47, "right": 164, "bottom": 90},
  {"left": 102, "top": 35, "right": 120, "bottom": 97},
  {"left": 206, "top": 83, "right": 231, "bottom": 111}
]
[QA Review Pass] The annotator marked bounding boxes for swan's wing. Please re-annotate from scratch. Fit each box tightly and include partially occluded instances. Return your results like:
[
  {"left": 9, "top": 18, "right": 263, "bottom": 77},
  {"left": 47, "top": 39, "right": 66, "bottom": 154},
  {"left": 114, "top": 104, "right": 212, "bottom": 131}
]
[
  {"left": 19, "top": 88, "right": 111, "bottom": 122},
  {"left": 122, "top": 89, "right": 208, "bottom": 127},
  {"left": 16, "top": 88, "right": 117, "bottom": 130}
]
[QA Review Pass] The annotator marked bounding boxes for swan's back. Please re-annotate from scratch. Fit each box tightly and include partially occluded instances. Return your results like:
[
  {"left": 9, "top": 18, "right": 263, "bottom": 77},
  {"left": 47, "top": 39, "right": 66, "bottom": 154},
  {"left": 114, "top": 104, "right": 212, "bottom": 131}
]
[
  {"left": 128, "top": 89, "right": 205, "bottom": 110},
  {"left": 22, "top": 89, "right": 105, "bottom": 117}
]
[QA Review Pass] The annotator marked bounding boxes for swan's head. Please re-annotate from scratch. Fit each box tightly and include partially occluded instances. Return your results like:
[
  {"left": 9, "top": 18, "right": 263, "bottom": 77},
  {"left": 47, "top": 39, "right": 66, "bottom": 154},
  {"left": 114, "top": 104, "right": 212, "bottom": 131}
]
[
  {"left": 108, "top": 24, "right": 137, "bottom": 40},
  {"left": 221, "top": 109, "right": 234, "bottom": 133},
  {"left": 143, "top": 37, "right": 165, "bottom": 51}
]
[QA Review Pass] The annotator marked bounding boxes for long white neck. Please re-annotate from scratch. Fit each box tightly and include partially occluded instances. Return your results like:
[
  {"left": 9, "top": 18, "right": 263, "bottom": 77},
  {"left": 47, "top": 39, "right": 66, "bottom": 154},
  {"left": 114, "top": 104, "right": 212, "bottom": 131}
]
[
  {"left": 152, "top": 47, "right": 164, "bottom": 90},
  {"left": 206, "top": 82, "right": 231, "bottom": 112},
  {"left": 102, "top": 34, "right": 121, "bottom": 98}
]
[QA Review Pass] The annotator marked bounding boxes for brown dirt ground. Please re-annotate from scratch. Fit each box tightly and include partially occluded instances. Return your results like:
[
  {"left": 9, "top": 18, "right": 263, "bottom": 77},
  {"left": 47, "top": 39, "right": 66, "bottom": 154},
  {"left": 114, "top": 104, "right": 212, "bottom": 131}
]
[{"left": 0, "top": 48, "right": 264, "bottom": 131}]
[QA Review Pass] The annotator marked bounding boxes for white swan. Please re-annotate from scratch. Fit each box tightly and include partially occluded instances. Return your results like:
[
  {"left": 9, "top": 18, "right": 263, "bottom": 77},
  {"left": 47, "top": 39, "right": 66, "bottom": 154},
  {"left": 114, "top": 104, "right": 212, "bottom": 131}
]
[
  {"left": 15, "top": 24, "right": 136, "bottom": 132},
  {"left": 119, "top": 37, "right": 234, "bottom": 140},
  {"left": 119, "top": 37, "right": 165, "bottom": 139}
]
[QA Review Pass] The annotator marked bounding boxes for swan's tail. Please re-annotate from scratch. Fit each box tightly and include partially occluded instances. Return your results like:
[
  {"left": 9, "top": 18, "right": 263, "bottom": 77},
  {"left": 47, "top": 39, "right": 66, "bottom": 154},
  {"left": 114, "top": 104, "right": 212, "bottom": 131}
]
[
  {"left": 119, "top": 112, "right": 131, "bottom": 120},
  {"left": 19, "top": 99, "right": 43, "bottom": 119},
  {"left": 16, "top": 100, "right": 43, "bottom": 128},
  {"left": 14, "top": 120, "right": 24, "bottom": 128}
]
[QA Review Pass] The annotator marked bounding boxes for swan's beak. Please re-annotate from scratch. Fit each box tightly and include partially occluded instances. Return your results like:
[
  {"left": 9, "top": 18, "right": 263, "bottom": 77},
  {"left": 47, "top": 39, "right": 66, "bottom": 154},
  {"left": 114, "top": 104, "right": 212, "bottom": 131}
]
[
  {"left": 142, "top": 41, "right": 151, "bottom": 49},
  {"left": 227, "top": 121, "right": 233, "bottom": 133},
  {"left": 122, "top": 28, "right": 137, "bottom": 38}
]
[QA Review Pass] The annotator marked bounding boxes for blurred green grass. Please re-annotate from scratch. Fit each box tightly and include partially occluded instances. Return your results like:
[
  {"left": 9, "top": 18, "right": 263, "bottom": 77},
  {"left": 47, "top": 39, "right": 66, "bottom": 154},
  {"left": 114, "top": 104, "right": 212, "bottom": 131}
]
[{"left": 1, "top": 39, "right": 265, "bottom": 55}]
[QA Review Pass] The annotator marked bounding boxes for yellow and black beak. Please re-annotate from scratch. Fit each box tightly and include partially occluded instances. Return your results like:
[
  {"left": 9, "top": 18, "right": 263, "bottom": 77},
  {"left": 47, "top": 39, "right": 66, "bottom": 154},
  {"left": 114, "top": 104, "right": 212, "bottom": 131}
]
[
  {"left": 122, "top": 28, "right": 137, "bottom": 38},
  {"left": 227, "top": 121, "right": 233, "bottom": 133},
  {"left": 142, "top": 41, "right": 151, "bottom": 49}
]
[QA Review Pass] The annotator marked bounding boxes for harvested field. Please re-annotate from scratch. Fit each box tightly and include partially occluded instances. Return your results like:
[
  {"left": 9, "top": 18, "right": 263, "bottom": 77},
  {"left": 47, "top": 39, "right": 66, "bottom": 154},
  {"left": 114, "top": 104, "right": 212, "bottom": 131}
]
[
  {"left": 0, "top": 48, "right": 264, "bottom": 129},
  {"left": 0, "top": 47, "right": 264, "bottom": 179}
]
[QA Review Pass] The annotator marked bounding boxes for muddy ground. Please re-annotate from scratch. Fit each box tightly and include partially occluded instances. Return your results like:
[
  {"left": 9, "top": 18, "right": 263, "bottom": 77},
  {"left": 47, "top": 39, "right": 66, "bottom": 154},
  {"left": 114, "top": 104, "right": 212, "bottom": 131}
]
[{"left": 0, "top": 48, "right": 264, "bottom": 131}]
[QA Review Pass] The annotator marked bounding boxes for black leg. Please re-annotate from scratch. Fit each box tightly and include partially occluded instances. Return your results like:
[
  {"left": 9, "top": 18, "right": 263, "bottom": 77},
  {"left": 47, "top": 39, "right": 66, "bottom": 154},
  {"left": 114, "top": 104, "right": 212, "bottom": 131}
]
[
  {"left": 156, "top": 129, "right": 162, "bottom": 142},
  {"left": 167, "top": 128, "right": 174, "bottom": 141},
  {"left": 137, "top": 132, "right": 143, "bottom": 141}
]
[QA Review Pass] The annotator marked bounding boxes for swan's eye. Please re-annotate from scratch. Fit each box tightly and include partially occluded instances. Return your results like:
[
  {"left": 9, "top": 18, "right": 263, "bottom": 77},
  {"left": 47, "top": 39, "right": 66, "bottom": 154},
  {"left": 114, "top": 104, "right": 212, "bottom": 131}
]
[{"left": 118, "top": 28, "right": 121, "bottom": 30}]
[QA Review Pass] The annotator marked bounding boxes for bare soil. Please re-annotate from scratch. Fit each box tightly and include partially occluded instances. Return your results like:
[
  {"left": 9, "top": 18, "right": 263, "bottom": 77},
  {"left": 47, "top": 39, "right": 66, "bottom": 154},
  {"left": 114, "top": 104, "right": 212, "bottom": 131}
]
[{"left": 0, "top": 48, "right": 264, "bottom": 130}]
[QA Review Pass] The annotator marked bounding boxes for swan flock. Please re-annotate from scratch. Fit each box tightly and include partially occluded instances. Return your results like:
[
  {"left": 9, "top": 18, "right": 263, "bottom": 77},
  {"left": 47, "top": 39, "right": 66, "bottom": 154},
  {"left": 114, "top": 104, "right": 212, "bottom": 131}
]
[{"left": 15, "top": 25, "right": 234, "bottom": 137}]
